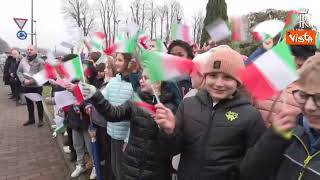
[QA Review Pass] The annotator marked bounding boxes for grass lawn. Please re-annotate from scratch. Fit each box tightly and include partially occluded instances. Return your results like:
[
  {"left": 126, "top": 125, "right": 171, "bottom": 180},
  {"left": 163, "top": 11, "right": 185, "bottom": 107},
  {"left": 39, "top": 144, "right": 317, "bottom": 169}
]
[{"left": 42, "top": 85, "right": 54, "bottom": 117}]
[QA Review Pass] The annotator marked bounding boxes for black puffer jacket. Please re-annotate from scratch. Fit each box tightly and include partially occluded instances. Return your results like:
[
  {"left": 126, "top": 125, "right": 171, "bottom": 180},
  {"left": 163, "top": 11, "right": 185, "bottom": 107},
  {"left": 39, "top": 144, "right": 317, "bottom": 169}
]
[
  {"left": 8, "top": 59, "right": 20, "bottom": 85},
  {"left": 90, "top": 89, "right": 178, "bottom": 180},
  {"left": 262, "top": 114, "right": 320, "bottom": 180},
  {"left": 270, "top": 125, "right": 320, "bottom": 180},
  {"left": 172, "top": 90, "right": 269, "bottom": 180},
  {"left": 65, "top": 104, "right": 90, "bottom": 131}
]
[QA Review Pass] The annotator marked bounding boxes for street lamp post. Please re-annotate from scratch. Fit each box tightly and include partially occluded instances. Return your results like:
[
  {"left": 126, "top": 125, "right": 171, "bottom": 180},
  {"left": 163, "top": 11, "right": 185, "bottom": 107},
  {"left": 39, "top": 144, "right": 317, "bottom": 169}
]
[
  {"left": 31, "top": 0, "right": 34, "bottom": 45},
  {"left": 34, "top": 20, "right": 37, "bottom": 47}
]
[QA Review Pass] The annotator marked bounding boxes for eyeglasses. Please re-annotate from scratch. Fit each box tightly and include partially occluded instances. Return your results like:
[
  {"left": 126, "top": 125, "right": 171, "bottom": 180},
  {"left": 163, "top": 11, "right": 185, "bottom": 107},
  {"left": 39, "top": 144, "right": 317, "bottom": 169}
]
[{"left": 292, "top": 90, "right": 320, "bottom": 108}]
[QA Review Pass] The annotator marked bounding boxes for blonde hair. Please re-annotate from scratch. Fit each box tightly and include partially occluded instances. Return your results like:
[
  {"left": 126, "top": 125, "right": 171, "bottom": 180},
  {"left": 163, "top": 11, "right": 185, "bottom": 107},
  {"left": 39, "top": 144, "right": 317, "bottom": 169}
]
[
  {"left": 297, "top": 54, "right": 320, "bottom": 90},
  {"left": 106, "top": 56, "right": 116, "bottom": 77}
]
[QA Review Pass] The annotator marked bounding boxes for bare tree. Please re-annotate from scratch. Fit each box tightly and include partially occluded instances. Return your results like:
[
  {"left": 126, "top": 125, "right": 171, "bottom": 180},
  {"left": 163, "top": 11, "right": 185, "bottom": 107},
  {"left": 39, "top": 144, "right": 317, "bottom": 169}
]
[
  {"left": 165, "top": 0, "right": 183, "bottom": 42},
  {"left": 96, "top": 0, "right": 111, "bottom": 47},
  {"left": 112, "top": 0, "right": 121, "bottom": 43},
  {"left": 95, "top": 0, "right": 121, "bottom": 46},
  {"left": 130, "top": 0, "right": 141, "bottom": 25},
  {"left": 165, "top": 4, "right": 169, "bottom": 42},
  {"left": 147, "top": 0, "right": 157, "bottom": 39},
  {"left": 192, "top": 10, "right": 204, "bottom": 44},
  {"left": 196, "top": 15, "right": 204, "bottom": 45},
  {"left": 130, "top": 0, "right": 147, "bottom": 31},
  {"left": 158, "top": 4, "right": 168, "bottom": 40},
  {"left": 62, "top": 0, "right": 95, "bottom": 37},
  {"left": 141, "top": 2, "right": 146, "bottom": 31}
]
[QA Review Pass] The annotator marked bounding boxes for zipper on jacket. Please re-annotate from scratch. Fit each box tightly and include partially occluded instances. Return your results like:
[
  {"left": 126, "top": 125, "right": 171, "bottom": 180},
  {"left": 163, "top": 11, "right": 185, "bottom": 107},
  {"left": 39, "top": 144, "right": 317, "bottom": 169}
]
[
  {"left": 197, "top": 109, "right": 216, "bottom": 177},
  {"left": 293, "top": 134, "right": 320, "bottom": 180}
]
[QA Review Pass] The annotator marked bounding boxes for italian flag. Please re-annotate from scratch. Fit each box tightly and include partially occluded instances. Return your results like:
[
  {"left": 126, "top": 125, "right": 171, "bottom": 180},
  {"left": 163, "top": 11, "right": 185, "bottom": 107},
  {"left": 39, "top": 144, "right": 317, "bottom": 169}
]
[
  {"left": 171, "top": 23, "right": 192, "bottom": 43},
  {"left": 44, "top": 63, "right": 56, "bottom": 79},
  {"left": 57, "top": 55, "right": 85, "bottom": 82},
  {"left": 156, "top": 39, "right": 167, "bottom": 52},
  {"left": 240, "top": 41, "right": 299, "bottom": 100},
  {"left": 139, "top": 50, "right": 194, "bottom": 82},
  {"left": 53, "top": 115, "right": 66, "bottom": 134},
  {"left": 54, "top": 124, "right": 66, "bottom": 134},
  {"left": 104, "top": 37, "right": 136, "bottom": 55},
  {"left": 90, "top": 32, "right": 106, "bottom": 51},
  {"left": 132, "top": 93, "right": 156, "bottom": 115},
  {"left": 73, "top": 84, "right": 85, "bottom": 104},
  {"left": 252, "top": 32, "right": 270, "bottom": 42},
  {"left": 281, "top": 10, "right": 300, "bottom": 37},
  {"left": 231, "top": 16, "right": 248, "bottom": 42},
  {"left": 138, "top": 33, "right": 149, "bottom": 50},
  {"left": 205, "top": 19, "right": 231, "bottom": 42}
]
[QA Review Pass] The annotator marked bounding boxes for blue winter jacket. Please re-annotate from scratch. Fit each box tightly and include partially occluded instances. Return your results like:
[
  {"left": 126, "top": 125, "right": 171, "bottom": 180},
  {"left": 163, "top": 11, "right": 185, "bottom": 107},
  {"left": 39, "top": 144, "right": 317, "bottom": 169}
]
[{"left": 100, "top": 74, "right": 134, "bottom": 141}]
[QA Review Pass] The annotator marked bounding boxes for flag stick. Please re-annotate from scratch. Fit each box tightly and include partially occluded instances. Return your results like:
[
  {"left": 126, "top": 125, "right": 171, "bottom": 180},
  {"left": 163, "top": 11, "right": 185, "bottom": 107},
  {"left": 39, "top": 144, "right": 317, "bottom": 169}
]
[
  {"left": 281, "top": 89, "right": 288, "bottom": 109},
  {"left": 151, "top": 84, "right": 160, "bottom": 103}
]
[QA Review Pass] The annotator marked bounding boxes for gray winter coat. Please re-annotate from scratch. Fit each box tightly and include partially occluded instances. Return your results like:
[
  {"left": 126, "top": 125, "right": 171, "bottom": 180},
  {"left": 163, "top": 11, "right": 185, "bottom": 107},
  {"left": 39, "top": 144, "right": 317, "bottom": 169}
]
[{"left": 17, "top": 56, "right": 44, "bottom": 87}]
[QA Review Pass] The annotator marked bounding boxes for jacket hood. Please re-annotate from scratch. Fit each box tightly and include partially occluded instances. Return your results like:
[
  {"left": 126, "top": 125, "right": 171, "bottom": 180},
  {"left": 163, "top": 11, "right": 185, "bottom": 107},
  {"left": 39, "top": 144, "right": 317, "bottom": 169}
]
[
  {"left": 195, "top": 90, "right": 250, "bottom": 109},
  {"left": 117, "top": 73, "right": 130, "bottom": 82},
  {"left": 137, "top": 88, "right": 175, "bottom": 105}
]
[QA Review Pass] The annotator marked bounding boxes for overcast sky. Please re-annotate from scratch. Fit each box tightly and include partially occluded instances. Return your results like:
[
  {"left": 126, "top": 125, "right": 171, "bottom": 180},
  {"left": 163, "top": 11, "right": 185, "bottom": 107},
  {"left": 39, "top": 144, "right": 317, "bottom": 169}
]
[{"left": 0, "top": 0, "right": 318, "bottom": 52}]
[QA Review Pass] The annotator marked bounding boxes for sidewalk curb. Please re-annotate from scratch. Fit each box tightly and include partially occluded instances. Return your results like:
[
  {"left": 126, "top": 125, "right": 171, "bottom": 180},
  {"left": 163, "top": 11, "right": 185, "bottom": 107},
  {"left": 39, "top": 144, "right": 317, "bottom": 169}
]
[
  {"left": 42, "top": 102, "right": 74, "bottom": 180},
  {"left": 42, "top": 102, "right": 90, "bottom": 180},
  {"left": 43, "top": 102, "right": 89, "bottom": 180}
]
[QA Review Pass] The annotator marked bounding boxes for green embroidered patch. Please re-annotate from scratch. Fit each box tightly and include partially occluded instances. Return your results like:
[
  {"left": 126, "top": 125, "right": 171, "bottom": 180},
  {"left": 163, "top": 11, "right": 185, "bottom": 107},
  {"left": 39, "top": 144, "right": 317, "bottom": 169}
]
[{"left": 225, "top": 111, "right": 238, "bottom": 121}]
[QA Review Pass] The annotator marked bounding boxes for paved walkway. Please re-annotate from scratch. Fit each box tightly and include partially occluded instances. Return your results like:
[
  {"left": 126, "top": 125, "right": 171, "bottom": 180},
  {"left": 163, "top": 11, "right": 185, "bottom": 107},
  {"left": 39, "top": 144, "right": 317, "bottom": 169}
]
[{"left": 0, "top": 82, "right": 69, "bottom": 180}]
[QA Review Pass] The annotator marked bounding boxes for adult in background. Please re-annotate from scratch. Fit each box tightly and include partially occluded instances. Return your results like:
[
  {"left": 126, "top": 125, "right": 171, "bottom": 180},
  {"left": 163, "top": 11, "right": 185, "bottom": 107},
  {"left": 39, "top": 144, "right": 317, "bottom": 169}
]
[
  {"left": 17, "top": 45, "right": 44, "bottom": 127},
  {"left": 3, "top": 49, "right": 14, "bottom": 96},
  {"left": 8, "top": 49, "right": 23, "bottom": 105}
]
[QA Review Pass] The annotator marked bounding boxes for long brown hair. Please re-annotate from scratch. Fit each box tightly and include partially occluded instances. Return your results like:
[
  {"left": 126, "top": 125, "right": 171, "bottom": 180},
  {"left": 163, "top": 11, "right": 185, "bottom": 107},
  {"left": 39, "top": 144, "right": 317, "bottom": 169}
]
[
  {"left": 116, "top": 52, "right": 132, "bottom": 74},
  {"left": 106, "top": 56, "right": 116, "bottom": 77}
]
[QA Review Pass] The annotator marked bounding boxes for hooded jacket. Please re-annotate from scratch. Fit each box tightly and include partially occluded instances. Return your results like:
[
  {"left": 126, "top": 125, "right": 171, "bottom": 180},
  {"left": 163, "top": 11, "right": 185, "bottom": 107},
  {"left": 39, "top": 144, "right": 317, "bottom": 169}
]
[
  {"left": 90, "top": 87, "right": 178, "bottom": 180},
  {"left": 172, "top": 90, "right": 268, "bottom": 180}
]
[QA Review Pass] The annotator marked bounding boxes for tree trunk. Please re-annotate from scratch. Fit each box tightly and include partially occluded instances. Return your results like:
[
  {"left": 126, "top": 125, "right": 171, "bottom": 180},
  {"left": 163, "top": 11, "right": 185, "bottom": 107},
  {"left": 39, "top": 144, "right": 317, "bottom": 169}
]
[
  {"left": 136, "top": 3, "right": 139, "bottom": 25},
  {"left": 166, "top": 11, "right": 169, "bottom": 42},
  {"left": 83, "top": 17, "right": 87, "bottom": 36},
  {"left": 154, "top": 20, "right": 157, "bottom": 39},
  {"left": 100, "top": 7, "right": 108, "bottom": 48},
  {"left": 193, "top": 17, "right": 197, "bottom": 43},
  {"left": 141, "top": 3, "right": 145, "bottom": 31},
  {"left": 112, "top": 1, "right": 116, "bottom": 43},
  {"left": 77, "top": 2, "right": 81, "bottom": 27},
  {"left": 160, "top": 18, "right": 163, "bottom": 40},
  {"left": 150, "top": 21, "right": 153, "bottom": 39}
]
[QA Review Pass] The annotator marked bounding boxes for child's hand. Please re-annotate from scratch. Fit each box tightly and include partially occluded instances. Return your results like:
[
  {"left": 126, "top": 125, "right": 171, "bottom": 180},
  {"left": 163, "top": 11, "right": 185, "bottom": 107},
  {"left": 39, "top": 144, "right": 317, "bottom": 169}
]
[{"left": 85, "top": 104, "right": 93, "bottom": 115}]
